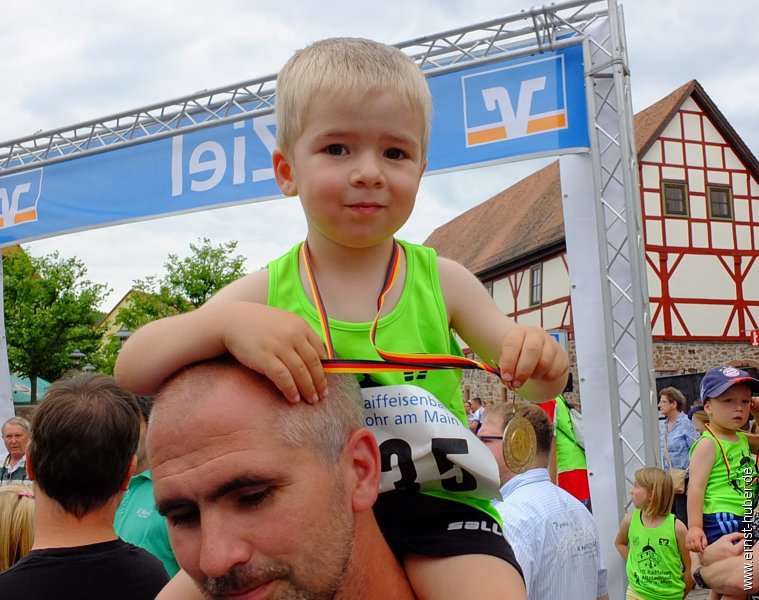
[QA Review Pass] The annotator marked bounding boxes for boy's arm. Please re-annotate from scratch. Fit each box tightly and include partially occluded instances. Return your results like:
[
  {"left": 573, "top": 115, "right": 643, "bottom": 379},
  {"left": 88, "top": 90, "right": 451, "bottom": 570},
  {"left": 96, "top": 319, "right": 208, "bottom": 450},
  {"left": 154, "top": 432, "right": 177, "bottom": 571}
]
[
  {"left": 675, "top": 519, "right": 694, "bottom": 595},
  {"left": 115, "top": 272, "right": 327, "bottom": 402},
  {"left": 614, "top": 514, "right": 631, "bottom": 560},
  {"left": 686, "top": 437, "right": 714, "bottom": 553},
  {"left": 438, "top": 257, "right": 569, "bottom": 401}
]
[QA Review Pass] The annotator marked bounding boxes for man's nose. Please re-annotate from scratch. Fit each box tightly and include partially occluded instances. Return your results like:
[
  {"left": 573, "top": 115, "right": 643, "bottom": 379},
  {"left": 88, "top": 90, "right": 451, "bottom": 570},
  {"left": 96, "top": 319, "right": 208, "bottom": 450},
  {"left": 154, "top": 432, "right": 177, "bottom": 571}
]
[{"left": 198, "top": 514, "right": 254, "bottom": 579}]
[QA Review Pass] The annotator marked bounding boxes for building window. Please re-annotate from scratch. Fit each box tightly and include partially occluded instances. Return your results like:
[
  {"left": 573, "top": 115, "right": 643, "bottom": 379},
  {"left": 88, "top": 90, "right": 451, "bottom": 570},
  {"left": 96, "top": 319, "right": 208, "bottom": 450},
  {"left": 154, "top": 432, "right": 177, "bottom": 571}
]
[
  {"left": 529, "top": 264, "right": 542, "bottom": 306},
  {"left": 662, "top": 182, "right": 689, "bottom": 216},
  {"left": 483, "top": 281, "right": 493, "bottom": 298},
  {"left": 708, "top": 185, "right": 733, "bottom": 219}
]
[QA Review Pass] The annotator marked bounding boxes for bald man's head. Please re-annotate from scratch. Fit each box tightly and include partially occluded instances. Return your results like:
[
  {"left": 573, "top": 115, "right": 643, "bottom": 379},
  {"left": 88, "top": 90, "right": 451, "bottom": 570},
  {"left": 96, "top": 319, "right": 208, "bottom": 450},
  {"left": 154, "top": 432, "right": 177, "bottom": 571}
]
[
  {"left": 146, "top": 360, "right": 380, "bottom": 598},
  {"left": 149, "top": 360, "right": 363, "bottom": 466}
]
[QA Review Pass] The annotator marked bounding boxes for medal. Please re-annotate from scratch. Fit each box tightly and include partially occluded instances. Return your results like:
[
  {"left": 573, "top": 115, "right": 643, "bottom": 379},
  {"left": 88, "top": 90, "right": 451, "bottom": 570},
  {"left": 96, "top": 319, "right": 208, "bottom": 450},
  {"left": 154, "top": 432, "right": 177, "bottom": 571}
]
[{"left": 502, "top": 412, "right": 536, "bottom": 474}]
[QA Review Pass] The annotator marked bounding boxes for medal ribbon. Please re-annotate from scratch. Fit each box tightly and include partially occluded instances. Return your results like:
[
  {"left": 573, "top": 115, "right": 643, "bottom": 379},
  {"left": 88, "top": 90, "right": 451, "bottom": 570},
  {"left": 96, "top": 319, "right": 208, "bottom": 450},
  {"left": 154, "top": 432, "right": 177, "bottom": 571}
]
[
  {"left": 300, "top": 240, "right": 500, "bottom": 376},
  {"left": 703, "top": 422, "right": 759, "bottom": 492}
]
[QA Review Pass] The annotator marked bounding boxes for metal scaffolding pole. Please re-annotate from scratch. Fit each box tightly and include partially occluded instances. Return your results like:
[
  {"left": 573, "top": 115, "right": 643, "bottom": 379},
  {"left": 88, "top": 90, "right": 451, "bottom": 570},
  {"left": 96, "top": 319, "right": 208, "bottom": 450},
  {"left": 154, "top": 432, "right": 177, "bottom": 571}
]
[{"left": 560, "top": 2, "right": 659, "bottom": 596}]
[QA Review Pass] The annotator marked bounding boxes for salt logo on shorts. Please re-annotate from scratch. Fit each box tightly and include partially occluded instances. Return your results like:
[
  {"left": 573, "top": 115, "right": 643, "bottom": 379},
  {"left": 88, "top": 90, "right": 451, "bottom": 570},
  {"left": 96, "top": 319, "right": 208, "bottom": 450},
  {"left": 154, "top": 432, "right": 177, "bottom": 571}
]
[{"left": 462, "top": 54, "right": 569, "bottom": 148}]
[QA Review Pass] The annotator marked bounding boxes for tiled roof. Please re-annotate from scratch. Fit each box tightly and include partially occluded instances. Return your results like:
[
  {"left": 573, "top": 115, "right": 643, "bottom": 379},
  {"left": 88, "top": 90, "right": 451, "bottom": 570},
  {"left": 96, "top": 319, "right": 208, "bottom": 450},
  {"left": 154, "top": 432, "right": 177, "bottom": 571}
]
[{"left": 424, "top": 80, "right": 759, "bottom": 275}]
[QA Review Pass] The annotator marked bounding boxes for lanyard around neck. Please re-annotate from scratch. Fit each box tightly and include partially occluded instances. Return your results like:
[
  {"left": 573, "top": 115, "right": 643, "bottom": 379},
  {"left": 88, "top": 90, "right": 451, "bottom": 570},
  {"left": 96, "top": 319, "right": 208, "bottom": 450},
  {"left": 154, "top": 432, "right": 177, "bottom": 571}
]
[
  {"left": 300, "top": 240, "right": 500, "bottom": 376},
  {"left": 704, "top": 422, "right": 759, "bottom": 489}
]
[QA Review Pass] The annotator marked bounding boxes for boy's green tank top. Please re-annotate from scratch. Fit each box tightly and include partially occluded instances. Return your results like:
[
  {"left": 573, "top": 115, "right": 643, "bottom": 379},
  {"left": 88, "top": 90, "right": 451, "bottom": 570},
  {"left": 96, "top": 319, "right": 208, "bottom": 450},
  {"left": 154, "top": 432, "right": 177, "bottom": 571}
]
[
  {"left": 267, "top": 240, "right": 503, "bottom": 520},
  {"left": 690, "top": 430, "right": 758, "bottom": 515},
  {"left": 625, "top": 510, "right": 684, "bottom": 600}
]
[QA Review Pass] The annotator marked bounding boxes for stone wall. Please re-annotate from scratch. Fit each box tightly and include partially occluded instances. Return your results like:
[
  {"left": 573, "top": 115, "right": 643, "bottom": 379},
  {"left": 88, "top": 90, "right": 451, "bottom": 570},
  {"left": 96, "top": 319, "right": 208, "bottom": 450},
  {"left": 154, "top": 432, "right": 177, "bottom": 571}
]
[{"left": 461, "top": 339, "right": 759, "bottom": 409}]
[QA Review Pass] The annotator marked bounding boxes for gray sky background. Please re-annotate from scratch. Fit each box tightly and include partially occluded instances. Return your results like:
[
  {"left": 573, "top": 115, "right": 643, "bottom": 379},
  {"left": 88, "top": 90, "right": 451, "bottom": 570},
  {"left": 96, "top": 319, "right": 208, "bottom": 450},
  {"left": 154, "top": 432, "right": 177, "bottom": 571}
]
[{"left": 2, "top": 0, "right": 757, "bottom": 310}]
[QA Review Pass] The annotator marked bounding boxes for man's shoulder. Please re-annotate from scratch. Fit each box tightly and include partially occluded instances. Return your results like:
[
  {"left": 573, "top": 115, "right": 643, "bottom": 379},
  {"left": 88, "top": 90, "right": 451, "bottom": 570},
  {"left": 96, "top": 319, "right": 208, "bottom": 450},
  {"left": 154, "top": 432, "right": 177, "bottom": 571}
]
[
  {"left": 506, "top": 475, "right": 590, "bottom": 515},
  {"left": 7, "top": 541, "right": 168, "bottom": 600}
]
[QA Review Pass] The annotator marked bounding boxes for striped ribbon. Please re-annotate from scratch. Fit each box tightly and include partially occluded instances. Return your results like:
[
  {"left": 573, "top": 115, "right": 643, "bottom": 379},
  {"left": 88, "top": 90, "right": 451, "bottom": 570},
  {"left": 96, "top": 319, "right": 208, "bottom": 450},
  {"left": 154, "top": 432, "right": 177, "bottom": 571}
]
[
  {"left": 300, "top": 240, "right": 500, "bottom": 376},
  {"left": 704, "top": 422, "right": 759, "bottom": 491}
]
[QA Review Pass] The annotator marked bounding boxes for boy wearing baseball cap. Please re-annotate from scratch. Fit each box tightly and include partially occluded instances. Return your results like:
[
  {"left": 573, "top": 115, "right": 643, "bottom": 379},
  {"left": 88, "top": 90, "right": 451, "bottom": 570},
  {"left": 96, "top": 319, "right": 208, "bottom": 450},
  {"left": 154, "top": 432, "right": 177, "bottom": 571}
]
[{"left": 686, "top": 366, "right": 759, "bottom": 554}]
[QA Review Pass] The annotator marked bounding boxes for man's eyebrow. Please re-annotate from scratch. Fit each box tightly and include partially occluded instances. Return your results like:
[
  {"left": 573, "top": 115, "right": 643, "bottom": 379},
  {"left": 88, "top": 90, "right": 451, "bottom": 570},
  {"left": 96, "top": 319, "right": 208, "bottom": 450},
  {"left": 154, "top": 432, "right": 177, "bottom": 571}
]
[
  {"left": 156, "top": 498, "right": 192, "bottom": 517},
  {"left": 210, "top": 476, "right": 276, "bottom": 502},
  {"left": 156, "top": 476, "right": 278, "bottom": 515}
]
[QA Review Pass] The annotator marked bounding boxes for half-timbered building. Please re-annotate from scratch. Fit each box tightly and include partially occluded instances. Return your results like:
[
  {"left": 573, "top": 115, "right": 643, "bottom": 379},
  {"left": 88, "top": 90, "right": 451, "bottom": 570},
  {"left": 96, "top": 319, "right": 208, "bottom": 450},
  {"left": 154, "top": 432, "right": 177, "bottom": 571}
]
[{"left": 425, "top": 81, "right": 759, "bottom": 406}]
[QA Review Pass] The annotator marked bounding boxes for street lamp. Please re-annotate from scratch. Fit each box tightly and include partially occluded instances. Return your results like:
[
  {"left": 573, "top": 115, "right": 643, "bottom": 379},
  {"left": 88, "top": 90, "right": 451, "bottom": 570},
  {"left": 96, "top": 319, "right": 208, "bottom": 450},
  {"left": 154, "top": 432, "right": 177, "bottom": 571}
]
[
  {"left": 114, "top": 327, "right": 132, "bottom": 346},
  {"left": 69, "top": 349, "right": 85, "bottom": 367}
]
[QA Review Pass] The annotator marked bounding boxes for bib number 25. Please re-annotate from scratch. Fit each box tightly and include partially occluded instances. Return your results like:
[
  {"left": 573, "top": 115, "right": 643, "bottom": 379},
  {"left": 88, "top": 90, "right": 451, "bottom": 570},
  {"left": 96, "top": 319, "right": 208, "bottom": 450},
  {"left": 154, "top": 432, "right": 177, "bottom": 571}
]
[{"left": 379, "top": 437, "right": 477, "bottom": 493}]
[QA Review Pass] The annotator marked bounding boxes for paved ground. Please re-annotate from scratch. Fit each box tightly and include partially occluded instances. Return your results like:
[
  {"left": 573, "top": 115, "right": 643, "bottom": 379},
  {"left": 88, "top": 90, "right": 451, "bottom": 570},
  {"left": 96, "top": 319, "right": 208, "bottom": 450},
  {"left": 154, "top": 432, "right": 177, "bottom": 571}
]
[{"left": 686, "top": 589, "right": 708, "bottom": 599}]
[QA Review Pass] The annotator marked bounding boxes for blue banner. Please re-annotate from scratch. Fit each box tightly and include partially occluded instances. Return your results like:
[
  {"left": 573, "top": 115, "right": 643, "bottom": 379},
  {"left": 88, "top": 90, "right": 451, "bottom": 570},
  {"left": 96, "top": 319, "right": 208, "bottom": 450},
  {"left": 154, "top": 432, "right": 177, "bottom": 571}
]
[{"left": 0, "top": 44, "right": 588, "bottom": 246}]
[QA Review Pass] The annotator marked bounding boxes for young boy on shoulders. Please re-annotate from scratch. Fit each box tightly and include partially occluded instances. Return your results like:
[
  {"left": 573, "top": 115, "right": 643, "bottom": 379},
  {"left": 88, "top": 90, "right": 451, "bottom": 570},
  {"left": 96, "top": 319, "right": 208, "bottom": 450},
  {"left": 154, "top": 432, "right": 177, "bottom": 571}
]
[
  {"left": 115, "top": 37, "right": 569, "bottom": 600},
  {"left": 686, "top": 366, "right": 759, "bottom": 563}
]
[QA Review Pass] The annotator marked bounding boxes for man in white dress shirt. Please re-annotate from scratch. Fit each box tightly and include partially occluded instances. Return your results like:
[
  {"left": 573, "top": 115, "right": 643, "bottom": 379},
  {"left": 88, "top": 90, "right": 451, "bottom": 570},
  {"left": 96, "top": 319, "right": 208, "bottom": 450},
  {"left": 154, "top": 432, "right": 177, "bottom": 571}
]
[{"left": 479, "top": 402, "right": 609, "bottom": 600}]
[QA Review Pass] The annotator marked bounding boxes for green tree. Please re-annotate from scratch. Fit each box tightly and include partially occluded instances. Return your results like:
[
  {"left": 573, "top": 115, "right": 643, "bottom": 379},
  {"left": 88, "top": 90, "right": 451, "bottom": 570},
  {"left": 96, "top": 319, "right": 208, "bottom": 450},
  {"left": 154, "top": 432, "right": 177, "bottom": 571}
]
[
  {"left": 3, "top": 248, "right": 110, "bottom": 402},
  {"left": 164, "top": 237, "right": 247, "bottom": 308},
  {"left": 116, "top": 238, "right": 247, "bottom": 332},
  {"left": 95, "top": 238, "right": 247, "bottom": 373}
]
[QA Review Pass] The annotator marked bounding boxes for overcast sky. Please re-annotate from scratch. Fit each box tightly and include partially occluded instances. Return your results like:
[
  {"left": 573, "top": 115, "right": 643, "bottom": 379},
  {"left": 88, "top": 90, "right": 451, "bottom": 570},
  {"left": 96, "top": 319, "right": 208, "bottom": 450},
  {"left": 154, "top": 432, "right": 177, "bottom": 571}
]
[{"left": 2, "top": 0, "right": 757, "bottom": 310}]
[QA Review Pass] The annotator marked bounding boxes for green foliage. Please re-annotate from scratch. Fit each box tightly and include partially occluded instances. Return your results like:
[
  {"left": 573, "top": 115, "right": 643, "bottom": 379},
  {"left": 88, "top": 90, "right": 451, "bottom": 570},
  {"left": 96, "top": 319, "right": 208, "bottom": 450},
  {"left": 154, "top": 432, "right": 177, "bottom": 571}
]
[
  {"left": 117, "top": 238, "right": 247, "bottom": 332},
  {"left": 164, "top": 238, "right": 247, "bottom": 308},
  {"left": 3, "top": 249, "right": 110, "bottom": 401},
  {"left": 94, "top": 238, "right": 247, "bottom": 373}
]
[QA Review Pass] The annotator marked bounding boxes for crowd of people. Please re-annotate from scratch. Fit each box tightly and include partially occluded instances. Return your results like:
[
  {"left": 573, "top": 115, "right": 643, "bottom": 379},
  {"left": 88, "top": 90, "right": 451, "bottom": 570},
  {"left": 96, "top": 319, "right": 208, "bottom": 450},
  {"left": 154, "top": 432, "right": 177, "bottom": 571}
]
[
  {"left": 0, "top": 34, "right": 757, "bottom": 600},
  {"left": 1, "top": 365, "right": 758, "bottom": 599}
]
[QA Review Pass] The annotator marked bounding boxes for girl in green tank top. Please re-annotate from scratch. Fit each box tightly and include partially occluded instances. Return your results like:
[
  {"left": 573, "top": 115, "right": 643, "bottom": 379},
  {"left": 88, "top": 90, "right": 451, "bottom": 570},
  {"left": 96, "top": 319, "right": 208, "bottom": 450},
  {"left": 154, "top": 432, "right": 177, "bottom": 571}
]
[{"left": 615, "top": 467, "right": 693, "bottom": 599}]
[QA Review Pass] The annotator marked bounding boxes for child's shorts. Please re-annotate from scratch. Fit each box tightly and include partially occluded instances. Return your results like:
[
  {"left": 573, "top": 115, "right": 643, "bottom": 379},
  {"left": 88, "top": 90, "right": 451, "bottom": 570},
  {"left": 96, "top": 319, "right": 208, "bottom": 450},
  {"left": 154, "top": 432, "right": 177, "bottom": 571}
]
[
  {"left": 373, "top": 489, "right": 522, "bottom": 576},
  {"left": 625, "top": 585, "right": 647, "bottom": 600},
  {"left": 703, "top": 512, "right": 743, "bottom": 544}
]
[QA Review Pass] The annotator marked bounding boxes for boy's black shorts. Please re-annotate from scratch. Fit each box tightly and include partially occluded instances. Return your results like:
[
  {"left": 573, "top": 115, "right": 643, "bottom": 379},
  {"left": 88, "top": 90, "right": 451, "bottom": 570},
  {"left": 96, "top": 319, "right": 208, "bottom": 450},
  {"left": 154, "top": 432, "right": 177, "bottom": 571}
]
[{"left": 373, "top": 489, "right": 523, "bottom": 577}]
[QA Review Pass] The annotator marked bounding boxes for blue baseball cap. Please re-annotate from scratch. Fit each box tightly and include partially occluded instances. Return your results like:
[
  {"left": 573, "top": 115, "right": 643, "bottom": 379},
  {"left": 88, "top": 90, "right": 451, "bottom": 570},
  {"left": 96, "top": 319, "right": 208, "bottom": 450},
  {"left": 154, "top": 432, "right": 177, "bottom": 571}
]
[
  {"left": 687, "top": 404, "right": 705, "bottom": 419},
  {"left": 700, "top": 366, "right": 759, "bottom": 402}
]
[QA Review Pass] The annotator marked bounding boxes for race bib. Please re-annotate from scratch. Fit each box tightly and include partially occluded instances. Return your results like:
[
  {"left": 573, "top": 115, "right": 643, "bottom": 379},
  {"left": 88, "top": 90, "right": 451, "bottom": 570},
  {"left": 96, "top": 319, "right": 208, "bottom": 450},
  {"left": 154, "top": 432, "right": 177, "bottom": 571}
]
[{"left": 361, "top": 383, "right": 502, "bottom": 502}]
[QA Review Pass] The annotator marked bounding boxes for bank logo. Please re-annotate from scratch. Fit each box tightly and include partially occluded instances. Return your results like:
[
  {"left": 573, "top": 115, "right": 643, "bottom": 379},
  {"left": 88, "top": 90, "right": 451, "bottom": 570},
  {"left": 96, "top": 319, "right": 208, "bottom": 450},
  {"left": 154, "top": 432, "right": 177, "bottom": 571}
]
[
  {"left": 462, "top": 55, "right": 569, "bottom": 147},
  {"left": 0, "top": 168, "right": 43, "bottom": 229}
]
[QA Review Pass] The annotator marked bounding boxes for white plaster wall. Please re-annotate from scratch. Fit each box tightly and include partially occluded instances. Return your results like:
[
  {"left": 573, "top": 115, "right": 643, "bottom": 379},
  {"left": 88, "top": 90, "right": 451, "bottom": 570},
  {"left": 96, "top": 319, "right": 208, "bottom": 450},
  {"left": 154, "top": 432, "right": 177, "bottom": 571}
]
[
  {"left": 542, "top": 302, "right": 568, "bottom": 330},
  {"left": 668, "top": 254, "right": 734, "bottom": 299},
  {"left": 492, "top": 277, "right": 514, "bottom": 315},
  {"left": 646, "top": 220, "right": 663, "bottom": 246},
  {"left": 710, "top": 221, "right": 734, "bottom": 249},
  {"left": 685, "top": 143, "right": 704, "bottom": 166},
  {"left": 541, "top": 256, "right": 569, "bottom": 302},
  {"left": 676, "top": 303, "right": 737, "bottom": 336},
  {"left": 691, "top": 222, "right": 709, "bottom": 248},
  {"left": 682, "top": 112, "right": 702, "bottom": 141},
  {"left": 665, "top": 218, "right": 690, "bottom": 246}
]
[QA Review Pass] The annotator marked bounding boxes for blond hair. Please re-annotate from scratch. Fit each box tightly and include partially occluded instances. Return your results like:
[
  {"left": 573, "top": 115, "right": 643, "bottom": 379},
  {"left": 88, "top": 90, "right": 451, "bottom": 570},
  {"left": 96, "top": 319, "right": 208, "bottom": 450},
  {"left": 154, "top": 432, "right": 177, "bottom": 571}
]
[
  {"left": 634, "top": 467, "right": 674, "bottom": 518},
  {"left": 275, "top": 37, "right": 432, "bottom": 160},
  {"left": 0, "top": 484, "right": 35, "bottom": 572}
]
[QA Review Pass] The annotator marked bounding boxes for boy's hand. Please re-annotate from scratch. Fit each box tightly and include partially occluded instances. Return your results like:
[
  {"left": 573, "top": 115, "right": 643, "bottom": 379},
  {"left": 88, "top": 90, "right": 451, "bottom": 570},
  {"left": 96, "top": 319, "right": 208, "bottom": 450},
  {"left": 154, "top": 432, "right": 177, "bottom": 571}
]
[
  {"left": 221, "top": 303, "right": 327, "bottom": 404},
  {"left": 685, "top": 527, "right": 708, "bottom": 553},
  {"left": 500, "top": 324, "right": 569, "bottom": 392}
]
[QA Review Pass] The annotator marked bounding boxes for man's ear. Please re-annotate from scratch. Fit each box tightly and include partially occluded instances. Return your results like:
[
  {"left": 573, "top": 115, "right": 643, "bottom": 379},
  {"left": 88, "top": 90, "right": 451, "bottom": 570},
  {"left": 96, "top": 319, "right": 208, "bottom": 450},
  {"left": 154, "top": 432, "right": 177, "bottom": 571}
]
[
  {"left": 121, "top": 455, "right": 137, "bottom": 491},
  {"left": 25, "top": 450, "right": 35, "bottom": 481},
  {"left": 272, "top": 148, "right": 298, "bottom": 197},
  {"left": 341, "top": 428, "right": 381, "bottom": 513}
]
